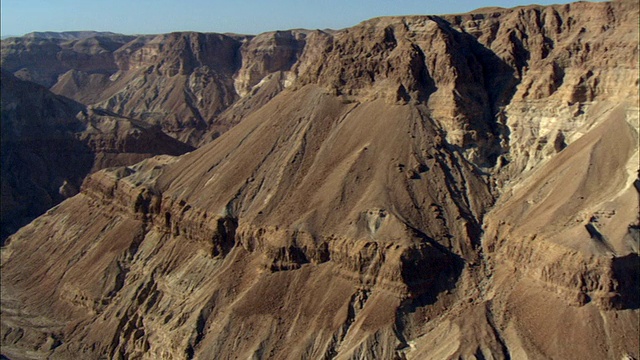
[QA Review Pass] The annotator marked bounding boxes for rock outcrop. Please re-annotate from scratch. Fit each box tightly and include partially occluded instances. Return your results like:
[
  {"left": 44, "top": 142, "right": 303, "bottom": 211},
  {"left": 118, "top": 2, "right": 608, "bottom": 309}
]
[
  {"left": 0, "top": 70, "right": 194, "bottom": 242},
  {"left": 2, "top": 30, "right": 313, "bottom": 146},
  {"left": 1, "top": 33, "right": 135, "bottom": 88},
  {"left": 1, "top": 1, "right": 638, "bottom": 359}
]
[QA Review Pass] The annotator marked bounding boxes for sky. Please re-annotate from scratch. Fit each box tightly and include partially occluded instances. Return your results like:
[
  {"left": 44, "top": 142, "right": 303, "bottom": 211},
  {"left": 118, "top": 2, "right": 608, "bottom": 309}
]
[{"left": 1, "top": 0, "right": 594, "bottom": 37}]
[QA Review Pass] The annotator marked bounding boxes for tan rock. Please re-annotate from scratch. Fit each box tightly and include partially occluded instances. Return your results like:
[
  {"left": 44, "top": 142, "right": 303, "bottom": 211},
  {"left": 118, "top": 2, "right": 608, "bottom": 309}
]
[{"left": 1, "top": 1, "right": 638, "bottom": 359}]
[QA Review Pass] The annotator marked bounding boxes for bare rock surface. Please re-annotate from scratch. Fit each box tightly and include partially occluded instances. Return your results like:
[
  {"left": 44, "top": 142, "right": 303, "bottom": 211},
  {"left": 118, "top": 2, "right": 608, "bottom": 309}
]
[
  {"left": 1, "top": 0, "right": 638, "bottom": 359},
  {"left": 1, "top": 33, "right": 135, "bottom": 88},
  {"left": 0, "top": 71, "right": 194, "bottom": 242}
]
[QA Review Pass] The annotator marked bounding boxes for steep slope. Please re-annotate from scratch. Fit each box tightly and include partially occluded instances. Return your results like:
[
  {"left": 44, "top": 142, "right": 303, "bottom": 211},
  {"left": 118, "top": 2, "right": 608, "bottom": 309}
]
[
  {"left": 3, "top": 0, "right": 636, "bottom": 152},
  {"left": 0, "top": 71, "right": 194, "bottom": 242},
  {"left": 0, "top": 84, "right": 495, "bottom": 360},
  {"left": 88, "top": 32, "right": 245, "bottom": 145},
  {"left": 69, "top": 30, "right": 310, "bottom": 145},
  {"left": 1, "top": 1, "right": 638, "bottom": 359},
  {"left": 1, "top": 30, "right": 311, "bottom": 146},
  {"left": 0, "top": 34, "right": 135, "bottom": 88},
  {"left": 20, "top": 31, "right": 130, "bottom": 41},
  {"left": 474, "top": 104, "right": 639, "bottom": 359}
]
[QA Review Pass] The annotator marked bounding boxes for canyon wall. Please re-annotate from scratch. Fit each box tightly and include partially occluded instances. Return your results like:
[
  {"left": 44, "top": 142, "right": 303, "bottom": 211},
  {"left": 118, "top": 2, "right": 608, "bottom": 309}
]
[{"left": 1, "top": 0, "right": 638, "bottom": 359}]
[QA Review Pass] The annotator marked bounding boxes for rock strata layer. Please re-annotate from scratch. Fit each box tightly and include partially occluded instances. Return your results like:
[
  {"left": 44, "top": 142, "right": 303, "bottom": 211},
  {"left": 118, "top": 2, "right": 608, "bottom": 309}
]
[
  {"left": 1, "top": 0, "right": 638, "bottom": 359},
  {"left": 0, "top": 70, "right": 194, "bottom": 242}
]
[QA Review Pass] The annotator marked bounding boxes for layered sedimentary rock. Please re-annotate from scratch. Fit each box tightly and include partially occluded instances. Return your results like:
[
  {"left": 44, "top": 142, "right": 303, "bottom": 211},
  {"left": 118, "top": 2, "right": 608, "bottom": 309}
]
[
  {"left": 0, "top": 33, "right": 135, "bottom": 88},
  {"left": 1, "top": 0, "right": 638, "bottom": 359},
  {"left": 0, "top": 71, "right": 194, "bottom": 242},
  {"left": 1, "top": 30, "right": 311, "bottom": 146}
]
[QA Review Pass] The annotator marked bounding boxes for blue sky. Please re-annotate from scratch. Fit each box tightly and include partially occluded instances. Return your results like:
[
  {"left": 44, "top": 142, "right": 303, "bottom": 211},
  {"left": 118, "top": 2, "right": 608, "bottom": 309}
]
[{"left": 1, "top": 0, "right": 593, "bottom": 37}]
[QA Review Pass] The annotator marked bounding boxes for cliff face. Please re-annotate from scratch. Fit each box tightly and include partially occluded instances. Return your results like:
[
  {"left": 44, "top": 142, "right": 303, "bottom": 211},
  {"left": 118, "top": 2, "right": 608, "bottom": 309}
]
[
  {"left": 4, "top": 1, "right": 635, "bottom": 154},
  {"left": 2, "top": 30, "right": 311, "bottom": 146},
  {"left": 0, "top": 71, "right": 194, "bottom": 242},
  {"left": 0, "top": 34, "right": 135, "bottom": 88},
  {"left": 1, "top": 1, "right": 638, "bottom": 359}
]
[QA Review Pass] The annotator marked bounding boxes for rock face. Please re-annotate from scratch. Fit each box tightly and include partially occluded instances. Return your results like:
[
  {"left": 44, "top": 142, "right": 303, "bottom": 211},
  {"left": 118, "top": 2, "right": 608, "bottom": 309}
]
[
  {"left": 1, "top": 30, "right": 310, "bottom": 146},
  {"left": 1, "top": 1, "right": 638, "bottom": 359},
  {"left": 0, "top": 70, "right": 194, "bottom": 242},
  {"left": 0, "top": 33, "right": 135, "bottom": 88}
]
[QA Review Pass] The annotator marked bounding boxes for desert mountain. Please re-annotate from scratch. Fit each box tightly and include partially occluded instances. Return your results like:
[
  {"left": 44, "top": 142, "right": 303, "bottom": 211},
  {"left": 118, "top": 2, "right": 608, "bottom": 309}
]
[
  {"left": 20, "top": 31, "right": 129, "bottom": 41},
  {"left": 1, "top": 0, "right": 638, "bottom": 359},
  {"left": 1, "top": 34, "right": 136, "bottom": 88},
  {"left": 0, "top": 70, "right": 194, "bottom": 242},
  {"left": 1, "top": 30, "right": 310, "bottom": 146}
]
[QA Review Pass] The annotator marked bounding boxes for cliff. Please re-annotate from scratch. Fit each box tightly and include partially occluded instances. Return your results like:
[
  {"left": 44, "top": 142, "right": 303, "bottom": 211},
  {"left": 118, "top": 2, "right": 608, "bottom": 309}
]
[
  {"left": 1, "top": 1, "right": 638, "bottom": 359},
  {"left": 0, "top": 71, "right": 193, "bottom": 242}
]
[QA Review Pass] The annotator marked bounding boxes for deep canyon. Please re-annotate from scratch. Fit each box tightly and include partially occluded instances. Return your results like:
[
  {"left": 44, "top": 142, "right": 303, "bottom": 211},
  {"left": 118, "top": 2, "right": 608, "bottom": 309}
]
[{"left": 1, "top": 0, "right": 638, "bottom": 359}]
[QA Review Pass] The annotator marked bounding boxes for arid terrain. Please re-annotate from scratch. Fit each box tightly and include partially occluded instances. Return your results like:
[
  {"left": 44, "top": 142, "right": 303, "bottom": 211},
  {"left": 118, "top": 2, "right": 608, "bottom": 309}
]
[{"left": 1, "top": 0, "right": 638, "bottom": 359}]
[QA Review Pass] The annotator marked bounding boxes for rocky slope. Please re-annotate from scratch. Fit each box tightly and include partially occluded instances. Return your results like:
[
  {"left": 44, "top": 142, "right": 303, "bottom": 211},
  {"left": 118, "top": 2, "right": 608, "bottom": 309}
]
[
  {"left": 0, "top": 70, "right": 194, "bottom": 243},
  {"left": 0, "top": 33, "right": 135, "bottom": 88},
  {"left": 1, "top": 30, "right": 311, "bottom": 146},
  {"left": 1, "top": 0, "right": 638, "bottom": 359}
]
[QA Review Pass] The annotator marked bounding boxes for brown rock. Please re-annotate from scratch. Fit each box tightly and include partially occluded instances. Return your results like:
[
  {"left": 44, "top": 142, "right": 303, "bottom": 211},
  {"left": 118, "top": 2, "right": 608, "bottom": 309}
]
[
  {"left": 0, "top": 70, "right": 194, "bottom": 243},
  {"left": 1, "top": 1, "right": 638, "bottom": 359}
]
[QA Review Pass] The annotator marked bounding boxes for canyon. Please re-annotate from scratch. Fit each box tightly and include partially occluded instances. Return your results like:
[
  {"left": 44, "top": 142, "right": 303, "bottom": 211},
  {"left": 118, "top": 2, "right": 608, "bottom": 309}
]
[{"left": 1, "top": 0, "right": 638, "bottom": 359}]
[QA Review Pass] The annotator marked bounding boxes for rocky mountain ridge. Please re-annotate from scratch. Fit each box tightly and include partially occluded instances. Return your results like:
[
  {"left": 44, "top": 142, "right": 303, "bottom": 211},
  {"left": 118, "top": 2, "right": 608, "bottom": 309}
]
[
  {"left": 1, "top": 0, "right": 638, "bottom": 359},
  {"left": 0, "top": 70, "right": 194, "bottom": 242}
]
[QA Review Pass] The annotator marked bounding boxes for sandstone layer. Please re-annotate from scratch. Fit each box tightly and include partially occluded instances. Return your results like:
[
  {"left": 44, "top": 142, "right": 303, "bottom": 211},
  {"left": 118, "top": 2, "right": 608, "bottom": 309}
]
[{"left": 1, "top": 1, "right": 638, "bottom": 359}]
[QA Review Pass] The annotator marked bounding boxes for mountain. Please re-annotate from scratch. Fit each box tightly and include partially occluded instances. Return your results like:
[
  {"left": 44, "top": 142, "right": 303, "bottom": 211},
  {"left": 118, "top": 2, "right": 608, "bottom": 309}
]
[
  {"left": 1, "top": 0, "right": 638, "bottom": 359},
  {"left": 0, "top": 70, "right": 194, "bottom": 242},
  {"left": 22, "top": 31, "right": 129, "bottom": 41},
  {"left": 1, "top": 33, "right": 136, "bottom": 88},
  {"left": 1, "top": 30, "right": 310, "bottom": 146}
]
